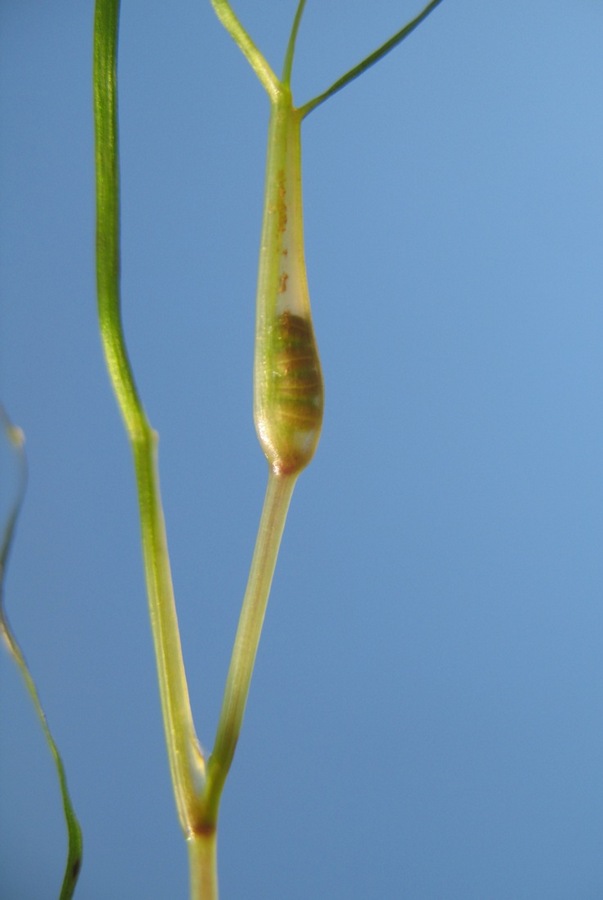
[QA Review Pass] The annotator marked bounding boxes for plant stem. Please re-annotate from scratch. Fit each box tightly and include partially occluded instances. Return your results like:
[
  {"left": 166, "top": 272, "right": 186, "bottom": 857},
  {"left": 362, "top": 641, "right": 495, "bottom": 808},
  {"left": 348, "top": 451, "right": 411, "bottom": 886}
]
[
  {"left": 281, "top": 0, "right": 307, "bottom": 87},
  {"left": 209, "top": 0, "right": 280, "bottom": 101},
  {"left": 94, "top": 0, "right": 448, "bottom": 893},
  {"left": 93, "top": 0, "right": 204, "bottom": 839},
  {"left": 299, "top": 0, "right": 446, "bottom": 118},
  {"left": 204, "top": 471, "right": 297, "bottom": 824},
  {"left": 131, "top": 436, "right": 206, "bottom": 826},
  {"left": 188, "top": 827, "right": 218, "bottom": 900}
]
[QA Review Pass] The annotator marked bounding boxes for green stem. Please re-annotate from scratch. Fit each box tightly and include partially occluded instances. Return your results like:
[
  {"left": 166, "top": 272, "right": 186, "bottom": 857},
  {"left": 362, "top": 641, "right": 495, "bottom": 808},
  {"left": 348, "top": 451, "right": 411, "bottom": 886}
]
[
  {"left": 209, "top": 0, "right": 280, "bottom": 101},
  {"left": 299, "top": 0, "right": 447, "bottom": 118},
  {"left": 131, "top": 436, "right": 206, "bottom": 825},
  {"left": 281, "top": 0, "right": 307, "bottom": 87},
  {"left": 93, "top": 0, "right": 204, "bottom": 839},
  {"left": 204, "top": 471, "right": 297, "bottom": 824}
]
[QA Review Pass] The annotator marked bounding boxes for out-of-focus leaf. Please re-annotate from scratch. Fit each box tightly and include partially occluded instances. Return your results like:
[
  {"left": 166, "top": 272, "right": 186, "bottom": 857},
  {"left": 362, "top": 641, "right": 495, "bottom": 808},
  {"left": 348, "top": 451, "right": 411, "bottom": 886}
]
[{"left": 0, "top": 405, "right": 83, "bottom": 899}]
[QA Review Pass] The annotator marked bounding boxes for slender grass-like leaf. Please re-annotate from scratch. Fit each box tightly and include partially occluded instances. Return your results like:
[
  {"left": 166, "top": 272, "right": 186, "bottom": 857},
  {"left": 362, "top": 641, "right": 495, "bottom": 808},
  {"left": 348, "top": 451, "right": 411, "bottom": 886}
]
[{"left": 0, "top": 406, "right": 83, "bottom": 900}]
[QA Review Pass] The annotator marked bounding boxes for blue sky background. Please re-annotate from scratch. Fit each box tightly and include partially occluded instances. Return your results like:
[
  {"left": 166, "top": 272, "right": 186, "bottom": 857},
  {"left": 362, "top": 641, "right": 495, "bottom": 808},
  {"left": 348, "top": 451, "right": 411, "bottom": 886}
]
[{"left": 1, "top": 1, "right": 603, "bottom": 897}]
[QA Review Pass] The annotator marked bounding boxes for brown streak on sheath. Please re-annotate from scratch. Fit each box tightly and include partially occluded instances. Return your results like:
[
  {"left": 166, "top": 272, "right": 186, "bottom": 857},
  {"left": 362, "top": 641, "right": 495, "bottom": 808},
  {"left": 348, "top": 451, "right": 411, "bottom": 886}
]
[{"left": 277, "top": 170, "right": 287, "bottom": 235}]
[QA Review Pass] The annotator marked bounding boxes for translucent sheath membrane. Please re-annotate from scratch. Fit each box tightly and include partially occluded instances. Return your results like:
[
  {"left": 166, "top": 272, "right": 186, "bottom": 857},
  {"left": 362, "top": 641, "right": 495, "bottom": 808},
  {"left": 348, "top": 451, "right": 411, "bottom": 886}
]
[{"left": 254, "top": 92, "right": 323, "bottom": 476}]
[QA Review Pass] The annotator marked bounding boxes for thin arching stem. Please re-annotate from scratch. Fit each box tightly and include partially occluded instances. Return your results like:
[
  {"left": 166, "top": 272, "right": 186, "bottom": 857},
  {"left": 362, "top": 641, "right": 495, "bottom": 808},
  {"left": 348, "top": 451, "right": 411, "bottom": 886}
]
[
  {"left": 282, "top": 0, "right": 307, "bottom": 87},
  {"left": 299, "top": 0, "right": 446, "bottom": 119},
  {"left": 0, "top": 409, "right": 83, "bottom": 899},
  {"left": 209, "top": 0, "right": 280, "bottom": 100}
]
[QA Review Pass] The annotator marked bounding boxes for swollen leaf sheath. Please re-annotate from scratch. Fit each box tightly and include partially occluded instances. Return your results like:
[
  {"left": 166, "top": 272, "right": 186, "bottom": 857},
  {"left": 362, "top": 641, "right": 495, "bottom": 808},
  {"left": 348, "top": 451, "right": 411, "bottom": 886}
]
[{"left": 254, "top": 95, "right": 323, "bottom": 476}]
